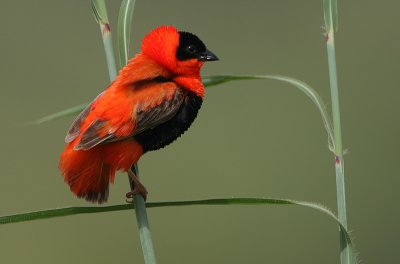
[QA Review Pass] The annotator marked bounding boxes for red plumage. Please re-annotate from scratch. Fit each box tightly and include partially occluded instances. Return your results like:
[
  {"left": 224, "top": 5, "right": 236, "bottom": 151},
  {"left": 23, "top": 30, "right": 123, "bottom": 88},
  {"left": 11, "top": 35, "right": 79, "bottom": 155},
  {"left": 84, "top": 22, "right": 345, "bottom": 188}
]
[{"left": 59, "top": 26, "right": 218, "bottom": 203}]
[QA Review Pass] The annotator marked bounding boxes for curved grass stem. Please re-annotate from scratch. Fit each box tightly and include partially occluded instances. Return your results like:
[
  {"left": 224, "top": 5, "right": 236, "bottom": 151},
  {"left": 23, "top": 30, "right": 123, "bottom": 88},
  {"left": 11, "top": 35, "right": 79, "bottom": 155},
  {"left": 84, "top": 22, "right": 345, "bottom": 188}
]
[{"left": 118, "top": 0, "right": 136, "bottom": 68}]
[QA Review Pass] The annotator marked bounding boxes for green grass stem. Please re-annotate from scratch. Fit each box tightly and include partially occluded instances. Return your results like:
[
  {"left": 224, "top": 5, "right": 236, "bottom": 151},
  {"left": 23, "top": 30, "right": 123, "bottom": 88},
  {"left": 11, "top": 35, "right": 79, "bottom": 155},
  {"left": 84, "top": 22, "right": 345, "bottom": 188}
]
[
  {"left": 323, "top": 1, "right": 351, "bottom": 263},
  {"left": 91, "top": 0, "right": 117, "bottom": 81},
  {"left": 92, "top": 1, "right": 156, "bottom": 263},
  {"left": 133, "top": 195, "right": 157, "bottom": 264},
  {"left": 116, "top": 1, "right": 157, "bottom": 263}
]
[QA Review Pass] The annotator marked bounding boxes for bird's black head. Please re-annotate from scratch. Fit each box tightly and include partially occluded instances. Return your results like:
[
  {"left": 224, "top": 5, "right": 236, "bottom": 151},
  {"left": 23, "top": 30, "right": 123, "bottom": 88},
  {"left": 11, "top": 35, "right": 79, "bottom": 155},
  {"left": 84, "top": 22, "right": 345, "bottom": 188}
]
[{"left": 176, "top": 31, "right": 219, "bottom": 62}]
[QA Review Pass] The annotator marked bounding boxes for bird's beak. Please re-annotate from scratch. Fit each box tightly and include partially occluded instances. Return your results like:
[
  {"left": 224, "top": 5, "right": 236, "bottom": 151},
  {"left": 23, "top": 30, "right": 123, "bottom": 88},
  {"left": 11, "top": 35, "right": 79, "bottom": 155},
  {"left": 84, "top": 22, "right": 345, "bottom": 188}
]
[{"left": 198, "top": 49, "right": 219, "bottom": 61}]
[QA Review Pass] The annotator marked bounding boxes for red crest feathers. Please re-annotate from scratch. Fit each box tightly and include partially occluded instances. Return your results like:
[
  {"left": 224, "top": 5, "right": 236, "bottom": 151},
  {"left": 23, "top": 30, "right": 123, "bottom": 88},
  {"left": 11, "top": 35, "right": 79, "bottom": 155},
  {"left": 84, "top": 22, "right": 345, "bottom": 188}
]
[{"left": 141, "top": 26, "right": 180, "bottom": 72}]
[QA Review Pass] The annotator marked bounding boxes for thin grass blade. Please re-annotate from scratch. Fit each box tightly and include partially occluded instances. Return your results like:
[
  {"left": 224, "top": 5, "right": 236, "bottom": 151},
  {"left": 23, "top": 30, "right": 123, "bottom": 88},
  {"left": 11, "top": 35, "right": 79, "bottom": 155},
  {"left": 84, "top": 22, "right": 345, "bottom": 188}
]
[
  {"left": 91, "top": 0, "right": 108, "bottom": 25},
  {"left": 203, "top": 74, "right": 335, "bottom": 150},
  {"left": 0, "top": 199, "right": 350, "bottom": 244},
  {"left": 117, "top": 0, "right": 136, "bottom": 68},
  {"left": 0, "top": 197, "right": 356, "bottom": 262},
  {"left": 30, "top": 103, "right": 87, "bottom": 124}
]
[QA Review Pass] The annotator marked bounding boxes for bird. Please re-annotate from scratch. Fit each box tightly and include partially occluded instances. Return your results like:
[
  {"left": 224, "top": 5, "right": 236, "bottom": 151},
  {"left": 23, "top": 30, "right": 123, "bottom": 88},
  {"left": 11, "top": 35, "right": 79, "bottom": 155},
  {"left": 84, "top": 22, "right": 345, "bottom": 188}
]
[{"left": 59, "top": 25, "right": 218, "bottom": 203}]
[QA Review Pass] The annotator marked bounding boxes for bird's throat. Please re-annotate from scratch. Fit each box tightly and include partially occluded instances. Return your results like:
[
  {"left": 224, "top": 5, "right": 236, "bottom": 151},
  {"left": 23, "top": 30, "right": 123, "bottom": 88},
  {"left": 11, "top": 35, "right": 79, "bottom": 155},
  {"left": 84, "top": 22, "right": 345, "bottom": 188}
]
[{"left": 173, "top": 75, "right": 205, "bottom": 98}]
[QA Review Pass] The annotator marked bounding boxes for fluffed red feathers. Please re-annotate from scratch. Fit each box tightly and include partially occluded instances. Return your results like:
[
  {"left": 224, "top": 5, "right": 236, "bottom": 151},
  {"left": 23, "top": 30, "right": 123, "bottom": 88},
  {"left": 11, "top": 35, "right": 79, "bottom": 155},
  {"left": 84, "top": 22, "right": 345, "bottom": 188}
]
[{"left": 59, "top": 141, "right": 142, "bottom": 203}]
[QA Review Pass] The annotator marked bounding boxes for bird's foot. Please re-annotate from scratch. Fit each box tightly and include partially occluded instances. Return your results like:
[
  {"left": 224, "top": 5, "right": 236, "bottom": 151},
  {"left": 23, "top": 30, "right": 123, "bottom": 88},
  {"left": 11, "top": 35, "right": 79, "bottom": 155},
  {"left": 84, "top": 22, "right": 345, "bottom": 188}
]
[
  {"left": 126, "top": 169, "right": 148, "bottom": 203},
  {"left": 125, "top": 185, "right": 148, "bottom": 203}
]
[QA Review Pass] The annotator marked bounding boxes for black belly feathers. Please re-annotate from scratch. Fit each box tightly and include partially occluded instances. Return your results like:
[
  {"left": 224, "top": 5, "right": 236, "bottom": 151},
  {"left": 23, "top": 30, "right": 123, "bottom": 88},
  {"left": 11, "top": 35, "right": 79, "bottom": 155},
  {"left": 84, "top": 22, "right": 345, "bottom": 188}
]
[
  {"left": 135, "top": 89, "right": 202, "bottom": 153},
  {"left": 122, "top": 75, "right": 203, "bottom": 153}
]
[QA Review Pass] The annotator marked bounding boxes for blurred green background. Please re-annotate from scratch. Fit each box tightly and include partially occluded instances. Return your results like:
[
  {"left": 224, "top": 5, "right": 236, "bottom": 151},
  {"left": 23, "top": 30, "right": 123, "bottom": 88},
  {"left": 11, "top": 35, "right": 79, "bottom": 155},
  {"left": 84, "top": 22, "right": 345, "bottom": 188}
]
[{"left": 1, "top": 0, "right": 398, "bottom": 263}]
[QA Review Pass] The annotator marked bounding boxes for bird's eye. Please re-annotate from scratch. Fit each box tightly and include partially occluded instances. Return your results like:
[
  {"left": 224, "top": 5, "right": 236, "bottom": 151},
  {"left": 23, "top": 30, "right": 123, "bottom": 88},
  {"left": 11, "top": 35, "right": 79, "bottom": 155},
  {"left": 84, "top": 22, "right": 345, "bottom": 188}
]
[{"left": 186, "top": 45, "right": 197, "bottom": 54}]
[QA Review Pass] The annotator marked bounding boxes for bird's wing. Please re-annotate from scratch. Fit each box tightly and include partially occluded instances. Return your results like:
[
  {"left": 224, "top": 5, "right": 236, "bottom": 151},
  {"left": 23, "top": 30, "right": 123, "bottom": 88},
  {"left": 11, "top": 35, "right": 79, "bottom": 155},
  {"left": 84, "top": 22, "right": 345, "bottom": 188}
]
[
  {"left": 134, "top": 86, "right": 185, "bottom": 135},
  {"left": 65, "top": 92, "right": 104, "bottom": 143},
  {"left": 70, "top": 81, "right": 185, "bottom": 150}
]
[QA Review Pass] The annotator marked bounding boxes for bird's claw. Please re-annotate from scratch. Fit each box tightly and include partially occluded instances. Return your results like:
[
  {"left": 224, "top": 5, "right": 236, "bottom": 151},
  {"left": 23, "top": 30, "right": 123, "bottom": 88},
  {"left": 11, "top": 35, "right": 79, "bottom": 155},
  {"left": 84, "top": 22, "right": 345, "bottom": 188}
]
[{"left": 125, "top": 186, "right": 148, "bottom": 203}]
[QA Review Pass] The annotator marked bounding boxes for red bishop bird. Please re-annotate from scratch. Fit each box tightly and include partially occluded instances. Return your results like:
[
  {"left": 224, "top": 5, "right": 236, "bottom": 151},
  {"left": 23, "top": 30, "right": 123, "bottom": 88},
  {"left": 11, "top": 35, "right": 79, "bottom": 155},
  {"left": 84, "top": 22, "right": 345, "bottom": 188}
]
[{"left": 59, "top": 26, "right": 218, "bottom": 203}]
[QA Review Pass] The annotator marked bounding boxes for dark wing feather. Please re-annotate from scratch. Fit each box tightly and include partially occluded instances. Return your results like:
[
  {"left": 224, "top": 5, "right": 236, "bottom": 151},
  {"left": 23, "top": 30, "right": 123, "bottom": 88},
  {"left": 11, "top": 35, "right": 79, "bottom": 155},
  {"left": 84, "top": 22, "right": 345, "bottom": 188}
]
[
  {"left": 65, "top": 92, "right": 104, "bottom": 143},
  {"left": 65, "top": 104, "right": 91, "bottom": 143},
  {"left": 134, "top": 88, "right": 186, "bottom": 135},
  {"left": 74, "top": 120, "right": 113, "bottom": 150}
]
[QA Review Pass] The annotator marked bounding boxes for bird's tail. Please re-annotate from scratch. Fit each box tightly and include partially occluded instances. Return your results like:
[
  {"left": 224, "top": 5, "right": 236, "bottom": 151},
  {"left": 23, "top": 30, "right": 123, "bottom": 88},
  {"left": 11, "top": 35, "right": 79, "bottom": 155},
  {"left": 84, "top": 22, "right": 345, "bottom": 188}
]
[
  {"left": 59, "top": 141, "right": 143, "bottom": 203},
  {"left": 59, "top": 144, "right": 115, "bottom": 203}
]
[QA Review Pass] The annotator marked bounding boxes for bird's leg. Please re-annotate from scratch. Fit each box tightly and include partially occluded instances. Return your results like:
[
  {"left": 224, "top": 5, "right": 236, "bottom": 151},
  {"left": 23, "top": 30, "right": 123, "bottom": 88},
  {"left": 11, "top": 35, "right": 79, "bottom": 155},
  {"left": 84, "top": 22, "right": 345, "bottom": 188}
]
[{"left": 126, "top": 169, "right": 148, "bottom": 202}]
